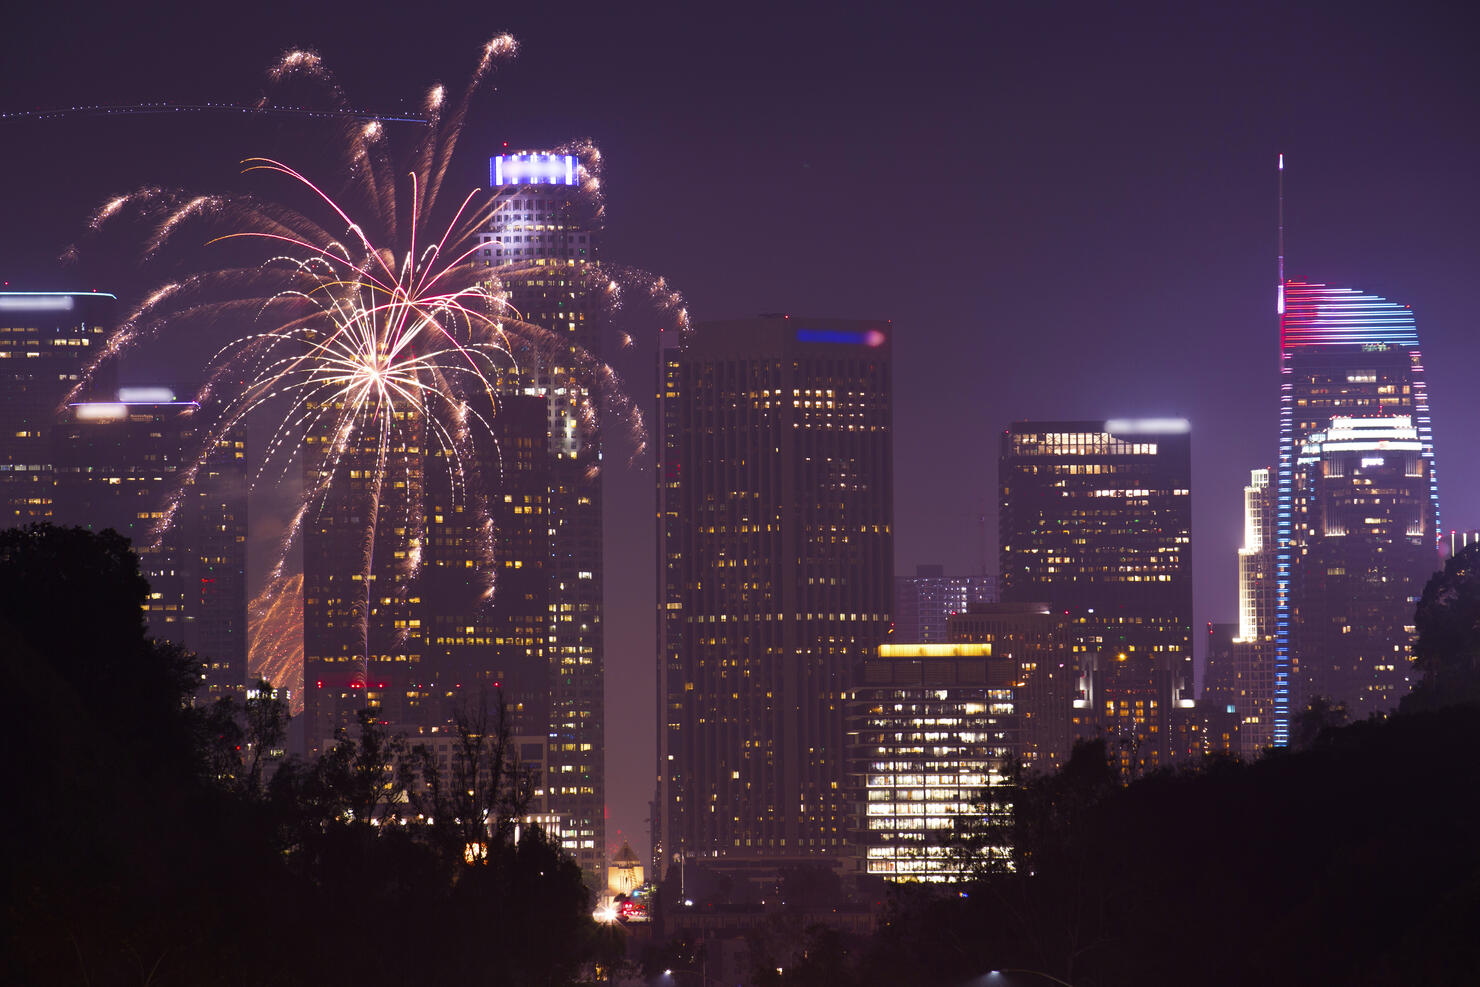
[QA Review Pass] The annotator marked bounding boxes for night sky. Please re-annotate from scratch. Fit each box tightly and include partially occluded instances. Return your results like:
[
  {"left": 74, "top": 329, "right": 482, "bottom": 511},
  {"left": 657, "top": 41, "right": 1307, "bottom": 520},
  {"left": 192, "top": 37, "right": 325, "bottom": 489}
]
[{"left": 4, "top": 1, "right": 1477, "bottom": 861}]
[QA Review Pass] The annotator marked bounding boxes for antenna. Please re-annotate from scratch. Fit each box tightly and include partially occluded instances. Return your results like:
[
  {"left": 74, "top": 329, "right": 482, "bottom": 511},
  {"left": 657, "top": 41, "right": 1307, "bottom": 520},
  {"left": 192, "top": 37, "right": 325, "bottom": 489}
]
[{"left": 1277, "top": 153, "right": 1285, "bottom": 315}]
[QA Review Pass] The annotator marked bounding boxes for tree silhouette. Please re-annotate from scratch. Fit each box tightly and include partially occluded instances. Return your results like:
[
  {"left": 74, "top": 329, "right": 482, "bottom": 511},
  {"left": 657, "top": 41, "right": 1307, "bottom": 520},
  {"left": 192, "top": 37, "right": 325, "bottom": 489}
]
[{"left": 1405, "top": 541, "right": 1480, "bottom": 711}]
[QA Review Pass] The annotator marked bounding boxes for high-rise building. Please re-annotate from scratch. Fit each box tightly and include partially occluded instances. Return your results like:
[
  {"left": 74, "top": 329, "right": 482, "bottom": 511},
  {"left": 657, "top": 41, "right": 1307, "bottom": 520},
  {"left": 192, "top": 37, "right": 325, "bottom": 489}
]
[
  {"left": 302, "top": 393, "right": 427, "bottom": 750},
  {"left": 946, "top": 602, "right": 1073, "bottom": 772},
  {"left": 1292, "top": 415, "right": 1435, "bottom": 713},
  {"left": 422, "top": 394, "right": 551, "bottom": 739},
  {"left": 1227, "top": 468, "right": 1277, "bottom": 753},
  {"left": 478, "top": 151, "right": 605, "bottom": 879},
  {"left": 54, "top": 386, "right": 248, "bottom": 699},
  {"left": 849, "top": 642, "right": 1016, "bottom": 882},
  {"left": 656, "top": 315, "right": 893, "bottom": 885},
  {"left": 893, "top": 564, "right": 996, "bottom": 643},
  {"left": 0, "top": 291, "right": 115, "bottom": 525},
  {"left": 1274, "top": 282, "right": 1441, "bottom": 741},
  {"left": 999, "top": 420, "right": 1193, "bottom": 774}
]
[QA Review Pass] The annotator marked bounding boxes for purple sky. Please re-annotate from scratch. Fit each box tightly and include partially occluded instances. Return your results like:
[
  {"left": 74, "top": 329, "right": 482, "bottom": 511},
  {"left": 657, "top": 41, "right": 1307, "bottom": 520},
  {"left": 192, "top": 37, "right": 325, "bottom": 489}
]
[{"left": 4, "top": 0, "right": 1478, "bottom": 862}]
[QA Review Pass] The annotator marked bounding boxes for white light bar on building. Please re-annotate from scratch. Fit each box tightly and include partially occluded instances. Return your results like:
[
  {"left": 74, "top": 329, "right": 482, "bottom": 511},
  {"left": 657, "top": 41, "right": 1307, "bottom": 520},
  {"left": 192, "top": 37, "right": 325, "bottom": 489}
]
[
  {"left": 1104, "top": 418, "right": 1191, "bottom": 435},
  {"left": 74, "top": 403, "right": 128, "bottom": 420},
  {"left": 0, "top": 294, "right": 76, "bottom": 311},
  {"left": 491, "top": 153, "right": 577, "bottom": 187},
  {"left": 118, "top": 386, "right": 176, "bottom": 403}
]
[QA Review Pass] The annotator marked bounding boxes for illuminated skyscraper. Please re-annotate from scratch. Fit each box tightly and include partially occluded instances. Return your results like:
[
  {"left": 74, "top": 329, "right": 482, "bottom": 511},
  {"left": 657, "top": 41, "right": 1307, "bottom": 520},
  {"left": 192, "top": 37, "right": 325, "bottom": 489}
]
[
  {"left": 1273, "top": 282, "right": 1441, "bottom": 741},
  {"left": 656, "top": 316, "right": 893, "bottom": 884},
  {"left": 422, "top": 394, "right": 551, "bottom": 739},
  {"left": 302, "top": 396, "right": 427, "bottom": 751},
  {"left": 0, "top": 291, "right": 114, "bottom": 525},
  {"left": 1230, "top": 467, "right": 1276, "bottom": 753},
  {"left": 478, "top": 151, "right": 605, "bottom": 879},
  {"left": 54, "top": 386, "right": 248, "bottom": 699},
  {"left": 999, "top": 420, "right": 1193, "bottom": 774}
]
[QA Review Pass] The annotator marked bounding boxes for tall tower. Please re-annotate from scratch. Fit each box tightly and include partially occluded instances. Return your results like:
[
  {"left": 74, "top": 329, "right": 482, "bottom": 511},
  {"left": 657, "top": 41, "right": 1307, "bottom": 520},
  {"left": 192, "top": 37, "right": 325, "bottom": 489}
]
[
  {"left": 0, "top": 291, "right": 115, "bottom": 525},
  {"left": 1273, "top": 283, "right": 1440, "bottom": 741},
  {"left": 656, "top": 316, "right": 894, "bottom": 885},
  {"left": 478, "top": 151, "right": 605, "bottom": 880},
  {"left": 999, "top": 420, "right": 1193, "bottom": 774},
  {"left": 1230, "top": 467, "right": 1276, "bottom": 753},
  {"left": 302, "top": 396, "right": 427, "bottom": 752}
]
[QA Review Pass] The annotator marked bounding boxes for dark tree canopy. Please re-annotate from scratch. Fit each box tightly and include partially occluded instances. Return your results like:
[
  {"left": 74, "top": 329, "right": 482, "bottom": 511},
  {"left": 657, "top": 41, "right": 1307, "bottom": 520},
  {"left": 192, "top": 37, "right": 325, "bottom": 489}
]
[
  {"left": 1406, "top": 542, "right": 1480, "bottom": 711},
  {"left": 2, "top": 524, "right": 609, "bottom": 986}
]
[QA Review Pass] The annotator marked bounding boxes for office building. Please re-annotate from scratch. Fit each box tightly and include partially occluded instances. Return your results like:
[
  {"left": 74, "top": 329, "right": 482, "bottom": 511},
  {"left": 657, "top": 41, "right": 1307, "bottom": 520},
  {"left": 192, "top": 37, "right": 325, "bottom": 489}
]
[
  {"left": 894, "top": 564, "right": 995, "bottom": 643},
  {"left": 302, "top": 393, "right": 427, "bottom": 750},
  {"left": 656, "top": 315, "right": 893, "bottom": 885},
  {"left": 999, "top": 420, "right": 1193, "bottom": 774},
  {"left": 946, "top": 602, "right": 1073, "bottom": 771},
  {"left": 478, "top": 150, "right": 605, "bottom": 878},
  {"left": 54, "top": 386, "right": 248, "bottom": 699},
  {"left": 1274, "top": 282, "right": 1441, "bottom": 739},
  {"left": 849, "top": 642, "right": 1016, "bottom": 882},
  {"left": 422, "top": 394, "right": 551, "bottom": 739},
  {"left": 0, "top": 291, "right": 115, "bottom": 525}
]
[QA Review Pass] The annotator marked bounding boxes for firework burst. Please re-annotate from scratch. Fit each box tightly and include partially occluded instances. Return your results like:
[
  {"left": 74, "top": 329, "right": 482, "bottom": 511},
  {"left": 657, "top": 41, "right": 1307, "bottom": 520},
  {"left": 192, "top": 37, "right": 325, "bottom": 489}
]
[{"left": 70, "top": 36, "right": 685, "bottom": 696}]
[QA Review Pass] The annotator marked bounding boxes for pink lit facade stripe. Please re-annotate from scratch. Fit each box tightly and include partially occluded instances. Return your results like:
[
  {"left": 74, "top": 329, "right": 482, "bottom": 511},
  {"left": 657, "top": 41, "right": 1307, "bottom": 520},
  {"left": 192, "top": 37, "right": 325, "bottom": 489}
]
[{"left": 1280, "top": 281, "right": 1419, "bottom": 349}]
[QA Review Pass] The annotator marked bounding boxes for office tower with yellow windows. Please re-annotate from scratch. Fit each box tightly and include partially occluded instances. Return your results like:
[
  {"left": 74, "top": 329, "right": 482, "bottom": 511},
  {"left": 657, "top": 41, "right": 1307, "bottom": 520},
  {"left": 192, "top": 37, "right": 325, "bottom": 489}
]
[
  {"left": 0, "top": 291, "right": 114, "bottom": 524},
  {"left": 476, "top": 151, "right": 605, "bottom": 879},
  {"left": 656, "top": 315, "right": 894, "bottom": 886},
  {"left": 302, "top": 397, "right": 427, "bottom": 750},
  {"left": 999, "top": 420, "right": 1193, "bottom": 774}
]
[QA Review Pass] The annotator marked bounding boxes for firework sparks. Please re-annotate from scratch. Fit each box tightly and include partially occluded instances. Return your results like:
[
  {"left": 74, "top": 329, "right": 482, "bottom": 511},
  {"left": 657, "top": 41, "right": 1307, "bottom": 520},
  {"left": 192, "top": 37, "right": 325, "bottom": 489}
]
[
  {"left": 249, "top": 573, "right": 304, "bottom": 715},
  {"left": 71, "top": 35, "right": 687, "bottom": 704}
]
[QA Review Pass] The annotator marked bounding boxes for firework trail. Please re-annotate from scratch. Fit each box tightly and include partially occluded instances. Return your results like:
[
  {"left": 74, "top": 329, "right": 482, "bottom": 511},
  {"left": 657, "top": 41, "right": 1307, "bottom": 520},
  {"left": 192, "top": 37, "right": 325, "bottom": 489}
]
[
  {"left": 69, "top": 36, "right": 687, "bottom": 699},
  {"left": 249, "top": 572, "right": 305, "bottom": 716}
]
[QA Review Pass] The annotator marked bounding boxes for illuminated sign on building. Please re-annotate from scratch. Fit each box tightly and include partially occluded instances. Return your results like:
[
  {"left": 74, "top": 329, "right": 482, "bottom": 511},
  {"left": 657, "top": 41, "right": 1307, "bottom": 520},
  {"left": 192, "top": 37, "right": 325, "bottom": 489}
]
[
  {"left": 795, "top": 327, "right": 887, "bottom": 347},
  {"left": 0, "top": 291, "right": 116, "bottom": 312},
  {"left": 491, "top": 153, "right": 576, "bottom": 187}
]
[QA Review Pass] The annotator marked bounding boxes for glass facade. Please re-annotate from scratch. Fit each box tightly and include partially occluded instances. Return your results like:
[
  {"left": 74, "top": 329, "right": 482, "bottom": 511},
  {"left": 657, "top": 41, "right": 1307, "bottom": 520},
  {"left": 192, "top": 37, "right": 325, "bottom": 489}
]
[{"left": 1274, "top": 282, "right": 1441, "bottom": 741}]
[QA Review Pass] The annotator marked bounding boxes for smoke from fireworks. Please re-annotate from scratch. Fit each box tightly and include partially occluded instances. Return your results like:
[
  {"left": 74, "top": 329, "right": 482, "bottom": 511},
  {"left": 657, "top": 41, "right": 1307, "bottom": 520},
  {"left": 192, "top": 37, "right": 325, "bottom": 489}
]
[{"left": 70, "top": 35, "right": 686, "bottom": 694}]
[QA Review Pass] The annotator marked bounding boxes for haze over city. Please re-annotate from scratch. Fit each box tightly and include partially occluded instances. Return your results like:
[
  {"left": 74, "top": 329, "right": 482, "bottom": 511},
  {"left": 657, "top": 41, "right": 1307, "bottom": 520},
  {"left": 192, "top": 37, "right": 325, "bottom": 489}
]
[{"left": 4, "top": 2, "right": 1478, "bottom": 983}]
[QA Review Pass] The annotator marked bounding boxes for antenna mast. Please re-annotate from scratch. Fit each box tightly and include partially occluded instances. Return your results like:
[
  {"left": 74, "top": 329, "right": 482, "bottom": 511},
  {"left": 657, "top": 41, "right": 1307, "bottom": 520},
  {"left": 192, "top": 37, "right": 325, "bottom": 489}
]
[{"left": 1277, "top": 153, "right": 1285, "bottom": 316}]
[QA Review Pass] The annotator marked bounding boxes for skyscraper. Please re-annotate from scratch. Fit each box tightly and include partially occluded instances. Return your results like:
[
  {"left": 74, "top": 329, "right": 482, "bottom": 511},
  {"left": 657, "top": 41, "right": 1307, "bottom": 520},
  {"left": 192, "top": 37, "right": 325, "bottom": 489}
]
[
  {"left": 999, "top": 420, "right": 1193, "bottom": 773},
  {"left": 1230, "top": 467, "right": 1276, "bottom": 753},
  {"left": 0, "top": 291, "right": 114, "bottom": 525},
  {"left": 302, "top": 392, "right": 427, "bottom": 750},
  {"left": 478, "top": 151, "right": 605, "bottom": 879},
  {"left": 656, "top": 315, "right": 893, "bottom": 884},
  {"left": 54, "top": 386, "right": 248, "bottom": 699},
  {"left": 1273, "top": 282, "right": 1441, "bottom": 741}
]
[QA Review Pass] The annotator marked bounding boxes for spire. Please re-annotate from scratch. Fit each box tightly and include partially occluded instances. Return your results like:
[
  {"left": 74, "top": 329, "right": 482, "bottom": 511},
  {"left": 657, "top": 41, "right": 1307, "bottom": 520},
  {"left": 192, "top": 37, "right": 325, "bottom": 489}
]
[{"left": 1277, "top": 153, "right": 1285, "bottom": 316}]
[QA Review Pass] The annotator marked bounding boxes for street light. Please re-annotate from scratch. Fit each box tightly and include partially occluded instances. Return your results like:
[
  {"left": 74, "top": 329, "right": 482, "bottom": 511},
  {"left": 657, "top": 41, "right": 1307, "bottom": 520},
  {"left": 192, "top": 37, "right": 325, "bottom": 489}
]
[{"left": 987, "top": 970, "right": 1076, "bottom": 987}]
